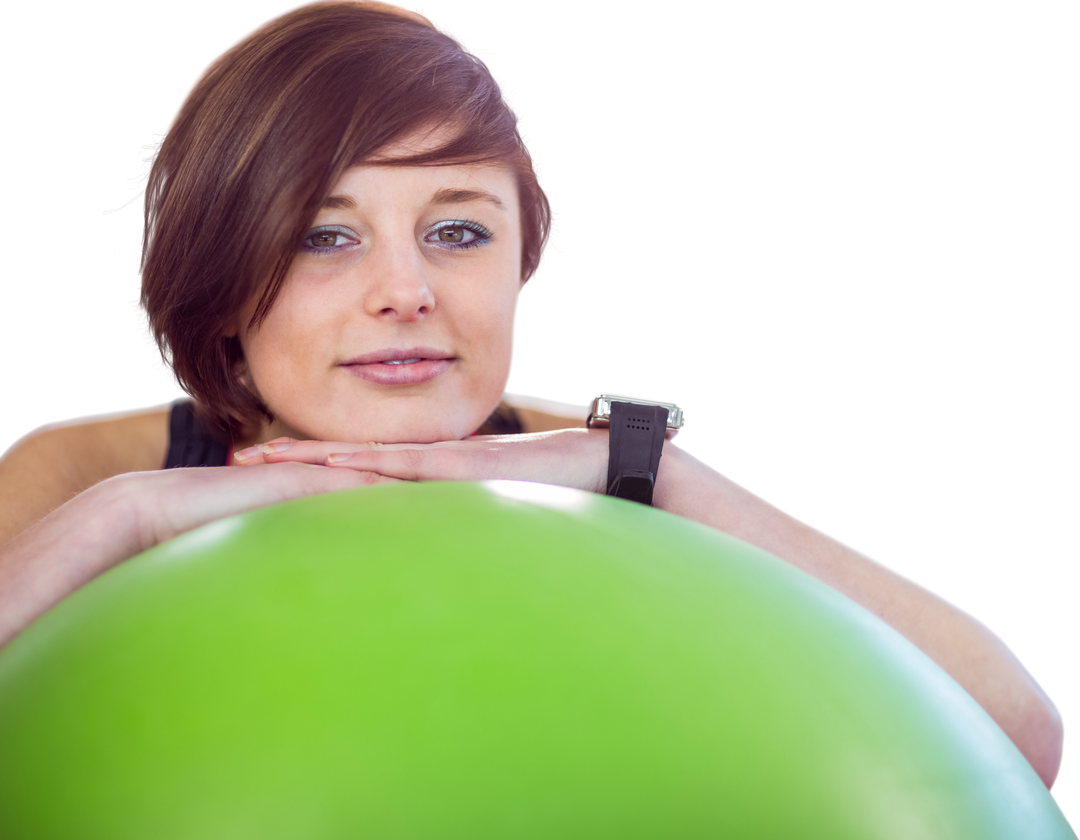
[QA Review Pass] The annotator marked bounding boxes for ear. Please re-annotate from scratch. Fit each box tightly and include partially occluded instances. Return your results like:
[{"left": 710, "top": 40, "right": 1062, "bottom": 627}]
[
  {"left": 222, "top": 313, "right": 247, "bottom": 339},
  {"left": 236, "top": 365, "right": 253, "bottom": 389}
]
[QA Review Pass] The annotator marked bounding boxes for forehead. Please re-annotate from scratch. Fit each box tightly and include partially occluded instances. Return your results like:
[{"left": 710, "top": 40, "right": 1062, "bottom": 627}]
[
  {"left": 324, "top": 160, "right": 519, "bottom": 216},
  {"left": 332, "top": 125, "right": 522, "bottom": 200}
]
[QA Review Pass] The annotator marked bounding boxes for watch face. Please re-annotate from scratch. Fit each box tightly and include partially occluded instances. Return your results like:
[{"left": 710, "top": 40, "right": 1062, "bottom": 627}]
[{"left": 588, "top": 395, "right": 684, "bottom": 432}]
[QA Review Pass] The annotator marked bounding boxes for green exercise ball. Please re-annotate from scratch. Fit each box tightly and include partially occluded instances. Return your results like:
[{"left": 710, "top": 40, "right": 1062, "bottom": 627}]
[{"left": 0, "top": 481, "right": 1072, "bottom": 839}]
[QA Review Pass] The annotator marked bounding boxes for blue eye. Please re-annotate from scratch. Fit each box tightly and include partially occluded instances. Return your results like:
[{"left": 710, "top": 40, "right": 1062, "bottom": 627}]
[{"left": 300, "top": 219, "right": 494, "bottom": 254}]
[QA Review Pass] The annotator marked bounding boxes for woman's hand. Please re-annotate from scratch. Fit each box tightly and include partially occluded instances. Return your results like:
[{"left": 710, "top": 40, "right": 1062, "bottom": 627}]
[
  {"left": 126, "top": 462, "right": 399, "bottom": 550},
  {"left": 233, "top": 429, "right": 611, "bottom": 495}
]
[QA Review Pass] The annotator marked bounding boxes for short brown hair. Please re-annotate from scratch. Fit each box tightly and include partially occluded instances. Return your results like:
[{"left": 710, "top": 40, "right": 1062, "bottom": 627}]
[{"left": 142, "top": 1, "right": 551, "bottom": 439}]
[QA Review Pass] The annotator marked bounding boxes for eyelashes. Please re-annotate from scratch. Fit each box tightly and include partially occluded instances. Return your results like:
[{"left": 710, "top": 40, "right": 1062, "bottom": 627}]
[{"left": 300, "top": 220, "right": 493, "bottom": 255}]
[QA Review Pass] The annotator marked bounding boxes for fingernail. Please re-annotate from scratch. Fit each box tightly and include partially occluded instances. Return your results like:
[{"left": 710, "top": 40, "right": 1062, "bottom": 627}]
[
  {"left": 233, "top": 446, "right": 260, "bottom": 461},
  {"left": 326, "top": 452, "right": 352, "bottom": 464},
  {"left": 259, "top": 441, "right": 293, "bottom": 455}
]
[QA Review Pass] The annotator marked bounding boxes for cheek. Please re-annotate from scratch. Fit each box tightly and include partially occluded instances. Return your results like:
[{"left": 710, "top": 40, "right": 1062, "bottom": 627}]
[
  {"left": 460, "top": 265, "right": 518, "bottom": 323},
  {"left": 478, "top": 291, "right": 517, "bottom": 334},
  {"left": 242, "top": 295, "right": 328, "bottom": 393}
]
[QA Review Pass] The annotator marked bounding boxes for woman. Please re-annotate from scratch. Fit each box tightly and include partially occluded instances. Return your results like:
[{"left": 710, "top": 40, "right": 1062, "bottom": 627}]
[{"left": 0, "top": 1, "right": 1063, "bottom": 789}]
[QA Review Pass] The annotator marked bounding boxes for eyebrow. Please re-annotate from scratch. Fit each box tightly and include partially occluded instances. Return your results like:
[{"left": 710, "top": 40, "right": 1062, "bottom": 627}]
[{"left": 320, "top": 188, "right": 506, "bottom": 211}]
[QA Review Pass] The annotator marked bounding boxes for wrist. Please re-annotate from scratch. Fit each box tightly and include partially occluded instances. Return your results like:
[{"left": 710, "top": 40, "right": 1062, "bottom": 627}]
[
  {"left": 50, "top": 473, "right": 162, "bottom": 605},
  {"left": 650, "top": 441, "right": 689, "bottom": 512},
  {"left": 61, "top": 473, "right": 151, "bottom": 574}
]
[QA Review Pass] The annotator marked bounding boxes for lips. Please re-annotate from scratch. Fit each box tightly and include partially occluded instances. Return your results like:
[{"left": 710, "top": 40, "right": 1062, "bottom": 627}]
[
  {"left": 341, "top": 354, "right": 451, "bottom": 384},
  {"left": 341, "top": 343, "right": 451, "bottom": 362}
]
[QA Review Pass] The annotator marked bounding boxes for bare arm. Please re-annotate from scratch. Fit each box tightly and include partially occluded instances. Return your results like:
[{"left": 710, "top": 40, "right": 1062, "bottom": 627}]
[
  {"left": 0, "top": 464, "right": 399, "bottom": 648},
  {"left": 0, "top": 466, "right": 185, "bottom": 648},
  {"left": 654, "top": 444, "right": 1064, "bottom": 789}
]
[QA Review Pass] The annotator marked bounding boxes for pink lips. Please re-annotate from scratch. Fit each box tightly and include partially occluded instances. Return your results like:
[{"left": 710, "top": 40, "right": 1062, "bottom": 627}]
[
  {"left": 347, "top": 359, "right": 452, "bottom": 385},
  {"left": 343, "top": 347, "right": 453, "bottom": 366}
]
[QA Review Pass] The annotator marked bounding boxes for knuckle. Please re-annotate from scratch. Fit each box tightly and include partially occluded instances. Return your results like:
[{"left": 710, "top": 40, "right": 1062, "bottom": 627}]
[
  {"left": 339, "top": 470, "right": 386, "bottom": 487},
  {"left": 401, "top": 448, "right": 427, "bottom": 470}
]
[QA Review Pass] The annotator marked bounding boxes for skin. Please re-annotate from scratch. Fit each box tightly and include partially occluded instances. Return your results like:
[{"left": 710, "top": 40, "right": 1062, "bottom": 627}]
[{"left": 232, "top": 155, "right": 523, "bottom": 448}]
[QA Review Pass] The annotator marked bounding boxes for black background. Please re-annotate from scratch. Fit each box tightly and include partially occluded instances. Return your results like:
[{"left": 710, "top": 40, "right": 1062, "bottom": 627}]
[{"left": 8, "top": 0, "right": 1071, "bottom": 820}]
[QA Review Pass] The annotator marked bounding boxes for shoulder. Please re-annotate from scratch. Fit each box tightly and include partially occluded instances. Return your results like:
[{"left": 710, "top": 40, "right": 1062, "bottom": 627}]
[
  {"left": 0, "top": 406, "right": 172, "bottom": 544},
  {"left": 1, "top": 395, "right": 185, "bottom": 470}
]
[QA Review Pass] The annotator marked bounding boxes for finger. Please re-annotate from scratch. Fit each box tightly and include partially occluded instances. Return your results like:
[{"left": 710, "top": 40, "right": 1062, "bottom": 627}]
[
  {"left": 325, "top": 444, "right": 501, "bottom": 482},
  {"left": 257, "top": 438, "right": 362, "bottom": 464},
  {"left": 319, "top": 444, "right": 425, "bottom": 477},
  {"left": 308, "top": 470, "right": 406, "bottom": 491},
  {"left": 319, "top": 464, "right": 412, "bottom": 483},
  {"left": 232, "top": 453, "right": 268, "bottom": 466},
  {"left": 231, "top": 446, "right": 268, "bottom": 465},
  {"left": 232, "top": 437, "right": 302, "bottom": 466}
]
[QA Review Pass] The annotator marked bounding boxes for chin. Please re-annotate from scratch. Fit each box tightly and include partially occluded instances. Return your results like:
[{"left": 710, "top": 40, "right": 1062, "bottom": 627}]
[{"left": 363, "top": 424, "right": 461, "bottom": 445}]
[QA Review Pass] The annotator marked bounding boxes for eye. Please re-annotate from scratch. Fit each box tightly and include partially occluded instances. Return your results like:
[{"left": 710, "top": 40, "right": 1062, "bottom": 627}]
[
  {"left": 425, "top": 219, "right": 494, "bottom": 248},
  {"left": 300, "top": 219, "right": 494, "bottom": 254},
  {"left": 300, "top": 225, "right": 354, "bottom": 254}
]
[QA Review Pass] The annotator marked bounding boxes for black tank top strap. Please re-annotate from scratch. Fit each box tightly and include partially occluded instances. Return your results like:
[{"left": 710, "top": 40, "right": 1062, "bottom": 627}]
[{"left": 163, "top": 399, "right": 230, "bottom": 468}]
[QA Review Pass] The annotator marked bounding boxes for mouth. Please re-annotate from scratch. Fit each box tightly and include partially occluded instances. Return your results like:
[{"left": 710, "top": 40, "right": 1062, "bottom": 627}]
[
  {"left": 342, "top": 347, "right": 454, "bottom": 365},
  {"left": 342, "top": 357, "right": 454, "bottom": 386}
]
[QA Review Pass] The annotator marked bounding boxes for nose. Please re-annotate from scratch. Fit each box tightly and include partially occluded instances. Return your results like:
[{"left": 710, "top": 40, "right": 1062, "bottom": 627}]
[{"left": 361, "top": 241, "right": 435, "bottom": 321}]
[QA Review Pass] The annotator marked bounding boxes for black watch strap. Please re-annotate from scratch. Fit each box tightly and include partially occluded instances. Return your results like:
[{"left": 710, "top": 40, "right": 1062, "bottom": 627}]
[{"left": 606, "top": 402, "right": 668, "bottom": 505}]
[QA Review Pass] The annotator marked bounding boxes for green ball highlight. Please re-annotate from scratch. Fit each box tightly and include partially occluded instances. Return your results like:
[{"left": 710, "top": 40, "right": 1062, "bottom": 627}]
[{"left": 0, "top": 481, "right": 1072, "bottom": 838}]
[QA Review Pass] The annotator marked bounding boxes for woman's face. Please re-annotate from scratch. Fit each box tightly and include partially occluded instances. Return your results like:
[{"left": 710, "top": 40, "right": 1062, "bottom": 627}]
[{"left": 238, "top": 142, "right": 523, "bottom": 445}]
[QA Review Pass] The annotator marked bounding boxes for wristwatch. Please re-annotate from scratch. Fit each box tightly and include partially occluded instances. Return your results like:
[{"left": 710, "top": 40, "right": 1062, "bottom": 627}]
[{"left": 587, "top": 395, "right": 685, "bottom": 505}]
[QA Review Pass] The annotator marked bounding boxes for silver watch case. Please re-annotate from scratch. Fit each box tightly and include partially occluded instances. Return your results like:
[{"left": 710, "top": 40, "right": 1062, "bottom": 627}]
[{"left": 587, "top": 388, "right": 686, "bottom": 438}]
